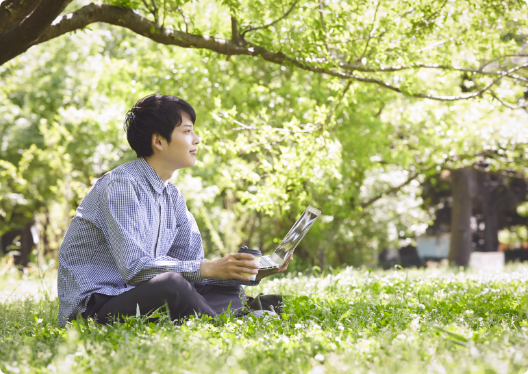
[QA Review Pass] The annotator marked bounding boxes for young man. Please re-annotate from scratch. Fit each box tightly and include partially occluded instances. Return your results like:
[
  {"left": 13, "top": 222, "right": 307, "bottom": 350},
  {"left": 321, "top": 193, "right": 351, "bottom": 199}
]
[{"left": 57, "top": 94, "right": 291, "bottom": 327}]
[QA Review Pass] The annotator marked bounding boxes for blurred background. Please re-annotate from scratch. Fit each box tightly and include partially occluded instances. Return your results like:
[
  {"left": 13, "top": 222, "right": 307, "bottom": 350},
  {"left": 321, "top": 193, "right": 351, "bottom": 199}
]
[{"left": 1, "top": 0, "right": 528, "bottom": 274}]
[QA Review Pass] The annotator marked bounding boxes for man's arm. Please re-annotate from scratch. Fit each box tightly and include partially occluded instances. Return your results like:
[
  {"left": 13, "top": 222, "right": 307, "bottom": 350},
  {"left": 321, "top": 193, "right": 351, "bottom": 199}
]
[
  {"left": 167, "top": 204, "right": 260, "bottom": 285},
  {"left": 200, "top": 253, "right": 259, "bottom": 281}
]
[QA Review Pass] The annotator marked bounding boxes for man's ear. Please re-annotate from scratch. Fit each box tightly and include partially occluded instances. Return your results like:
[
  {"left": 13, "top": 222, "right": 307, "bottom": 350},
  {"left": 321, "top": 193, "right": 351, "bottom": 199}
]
[{"left": 151, "top": 133, "right": 164, "bottom": 152}]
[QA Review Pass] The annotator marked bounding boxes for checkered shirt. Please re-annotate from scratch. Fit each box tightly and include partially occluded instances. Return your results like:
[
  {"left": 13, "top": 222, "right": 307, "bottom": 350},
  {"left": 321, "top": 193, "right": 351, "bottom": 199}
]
[{"left": 57, "top": 158, "right": 259, "bottom": 326}]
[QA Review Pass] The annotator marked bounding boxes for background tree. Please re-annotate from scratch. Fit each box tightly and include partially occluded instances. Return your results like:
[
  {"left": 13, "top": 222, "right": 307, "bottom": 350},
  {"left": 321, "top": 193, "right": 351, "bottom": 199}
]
[
  {"left": 1, "top": 0, "right": 528, "bottom": 105},
  {"left": 1, "top": 0, "right": 528, "bottom": 268}
]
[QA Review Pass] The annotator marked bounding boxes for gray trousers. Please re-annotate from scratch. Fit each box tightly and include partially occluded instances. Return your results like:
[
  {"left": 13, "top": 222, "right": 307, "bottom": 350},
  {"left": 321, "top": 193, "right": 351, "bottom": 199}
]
[{"left": 82, "top": 272, "right": 246, "bottom": 323}]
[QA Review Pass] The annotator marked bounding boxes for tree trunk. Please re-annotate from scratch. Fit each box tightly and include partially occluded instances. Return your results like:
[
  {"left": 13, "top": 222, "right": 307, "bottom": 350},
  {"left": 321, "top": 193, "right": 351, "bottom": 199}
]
[
  {"left": 477, "top": 171, "right": 500, "bottom": 252},
  {"left": 15, "top": 221, "right": 34, "bottom": 267},
  {"left": 0, "top": 0, "right": 71, "bottom": 65},
  {"left": 1, "top": 229, "right": 22, "bottom": 255},
  {"left": 43, "top": 210, "right": 52, "bottom": 254},
  {"left": 448, "top": 168, "right": 476, "bottom": 266},
  {"left": 316, "top": 247, "right": 326, "bottom": 270}
]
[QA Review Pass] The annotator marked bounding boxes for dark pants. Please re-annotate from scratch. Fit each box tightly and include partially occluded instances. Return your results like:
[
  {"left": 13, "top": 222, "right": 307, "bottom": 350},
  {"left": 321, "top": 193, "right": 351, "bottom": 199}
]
[{"left": 82, "top": 272, "right": 246, "bottom": 323}]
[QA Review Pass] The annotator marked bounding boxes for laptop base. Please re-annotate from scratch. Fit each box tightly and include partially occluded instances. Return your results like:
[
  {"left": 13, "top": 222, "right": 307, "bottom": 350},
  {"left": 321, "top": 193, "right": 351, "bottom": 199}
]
[{"left": 258, "top": 255, "right": 280, "bottom": 270}]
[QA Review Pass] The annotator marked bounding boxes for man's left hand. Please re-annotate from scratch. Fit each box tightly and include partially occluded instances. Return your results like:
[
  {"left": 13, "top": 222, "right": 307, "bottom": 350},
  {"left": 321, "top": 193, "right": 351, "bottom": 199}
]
[{"left": 255, "top": 255, "right": 293, "bottom": 281}]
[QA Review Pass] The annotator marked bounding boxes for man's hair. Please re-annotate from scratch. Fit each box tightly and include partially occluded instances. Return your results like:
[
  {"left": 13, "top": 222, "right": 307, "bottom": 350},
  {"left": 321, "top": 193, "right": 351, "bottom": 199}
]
[{"left": 124, "top": 94, "right": 196, "bottom": 158}]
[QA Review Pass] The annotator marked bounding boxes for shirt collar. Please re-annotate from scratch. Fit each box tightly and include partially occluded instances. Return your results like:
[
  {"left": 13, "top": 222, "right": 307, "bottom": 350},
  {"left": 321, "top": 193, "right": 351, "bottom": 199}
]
[{"left": 136, "top": 158, "right": 166, "bottom": 194}]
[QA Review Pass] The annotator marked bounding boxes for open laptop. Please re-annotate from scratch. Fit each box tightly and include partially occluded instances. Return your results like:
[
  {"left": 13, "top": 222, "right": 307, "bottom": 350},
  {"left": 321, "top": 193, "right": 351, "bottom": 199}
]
[{"left": 258, "top": 206, "right": 321, "bottom": 270}]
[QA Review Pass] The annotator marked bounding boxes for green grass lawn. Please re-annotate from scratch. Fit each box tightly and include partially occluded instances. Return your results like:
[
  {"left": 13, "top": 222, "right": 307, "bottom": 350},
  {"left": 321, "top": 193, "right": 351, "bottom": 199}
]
[{"left": 1, "top": 262, "right": 528, "bottom": 374}]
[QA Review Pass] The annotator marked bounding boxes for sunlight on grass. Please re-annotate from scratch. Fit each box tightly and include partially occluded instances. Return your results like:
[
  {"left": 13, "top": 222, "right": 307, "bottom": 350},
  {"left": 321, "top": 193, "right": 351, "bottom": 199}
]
[{"left": 1, "top": 260, "right": 528, "bottom": 373}]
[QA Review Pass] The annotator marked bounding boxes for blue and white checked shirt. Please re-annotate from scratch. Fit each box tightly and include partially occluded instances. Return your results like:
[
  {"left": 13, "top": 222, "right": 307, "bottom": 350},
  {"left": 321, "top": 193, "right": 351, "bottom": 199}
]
[{"left": 58, "top": 158, "right": 258, "bottom": 326}]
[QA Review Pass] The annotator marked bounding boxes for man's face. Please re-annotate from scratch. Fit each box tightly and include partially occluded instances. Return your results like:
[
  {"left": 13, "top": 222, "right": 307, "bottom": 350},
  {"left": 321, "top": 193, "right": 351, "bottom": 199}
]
[{"left": 158, "top": 112, "right": 201, "bottom": 169}]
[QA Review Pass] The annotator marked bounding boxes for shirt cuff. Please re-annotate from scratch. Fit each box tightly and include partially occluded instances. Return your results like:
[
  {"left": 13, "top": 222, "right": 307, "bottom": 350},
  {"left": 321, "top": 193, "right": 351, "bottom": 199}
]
[
  {"left": 199, "top": 278, "right": 261, "bottom": 287},
  {"left": 178, "top": 261, "right": 202, "bottom": 283}
]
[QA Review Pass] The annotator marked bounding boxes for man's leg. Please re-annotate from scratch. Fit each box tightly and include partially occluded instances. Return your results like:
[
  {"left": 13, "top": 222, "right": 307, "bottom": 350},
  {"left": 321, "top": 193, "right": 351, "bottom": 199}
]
[
  {"left": 193, "top": 284, "right": 246, "bottom": 315},
  {"left": 89, "top": 272, "right": 215, "bottom": 323}
]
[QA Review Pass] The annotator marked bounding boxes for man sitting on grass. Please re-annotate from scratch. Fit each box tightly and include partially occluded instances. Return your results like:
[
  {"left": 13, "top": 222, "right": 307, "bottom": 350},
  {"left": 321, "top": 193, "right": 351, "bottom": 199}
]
[{"left": 57, "top": 94, "right": 291, "bottom": 327}]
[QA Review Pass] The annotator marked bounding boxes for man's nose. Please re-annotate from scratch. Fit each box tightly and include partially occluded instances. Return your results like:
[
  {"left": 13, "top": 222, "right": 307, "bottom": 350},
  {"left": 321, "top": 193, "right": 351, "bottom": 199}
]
[{"left": 194, "top": 134, "right": 202, "bottom": 144}]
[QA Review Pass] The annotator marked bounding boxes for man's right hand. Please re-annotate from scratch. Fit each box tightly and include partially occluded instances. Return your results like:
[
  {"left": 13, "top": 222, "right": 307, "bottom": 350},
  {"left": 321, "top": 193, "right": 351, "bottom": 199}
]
[{"left": 200, "top": 253, "right": 259, "bottom": 281}]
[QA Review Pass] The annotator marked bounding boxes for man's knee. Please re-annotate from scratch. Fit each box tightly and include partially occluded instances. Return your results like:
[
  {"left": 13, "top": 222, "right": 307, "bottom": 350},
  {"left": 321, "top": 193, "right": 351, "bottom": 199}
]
[{"left": 152, "top": 272, "right": 193, "bottom": 300}]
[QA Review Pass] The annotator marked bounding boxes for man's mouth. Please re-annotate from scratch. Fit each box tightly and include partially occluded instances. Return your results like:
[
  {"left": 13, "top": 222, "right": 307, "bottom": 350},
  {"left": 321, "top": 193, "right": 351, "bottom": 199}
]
[{"left": 190, "top": 149, "right": 197, "bottom": 155}]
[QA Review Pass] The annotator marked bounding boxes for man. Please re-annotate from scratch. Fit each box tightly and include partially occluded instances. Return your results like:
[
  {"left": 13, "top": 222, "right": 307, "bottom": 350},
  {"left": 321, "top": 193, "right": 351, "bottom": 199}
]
[{"left": 57, "top": 94, "right": 291, "bottom": 327}]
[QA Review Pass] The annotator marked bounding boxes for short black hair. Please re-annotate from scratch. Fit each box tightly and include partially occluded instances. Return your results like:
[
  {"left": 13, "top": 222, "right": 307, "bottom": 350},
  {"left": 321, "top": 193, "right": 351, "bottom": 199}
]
[{"left": 124, "top": 94, "right": 196, "bottom": 158}]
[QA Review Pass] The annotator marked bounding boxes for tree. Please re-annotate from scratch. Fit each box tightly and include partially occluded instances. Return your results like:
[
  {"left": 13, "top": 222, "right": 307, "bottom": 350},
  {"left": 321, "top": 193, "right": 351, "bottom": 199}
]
[
  {"left": 448, "top": 168, "right": 476, "bottom": 266},
  {"left": 1, "top": 0, "right": 528, "bottom": 107},
  {"left": 2, "top": 3, "right": 528, "bottom": 268}
]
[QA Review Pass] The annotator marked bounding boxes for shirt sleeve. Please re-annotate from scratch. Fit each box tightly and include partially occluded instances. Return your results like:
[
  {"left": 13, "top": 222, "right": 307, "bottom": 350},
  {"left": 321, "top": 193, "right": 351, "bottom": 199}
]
[
  {"left": 99, "top": 173, "right": 202, "bottom": 286},
  {"left": 197, "top": 274, "right": 261, "bottom": 287},
  {"left": 166, "top": 201, "right": 260, "bottom": 287}
]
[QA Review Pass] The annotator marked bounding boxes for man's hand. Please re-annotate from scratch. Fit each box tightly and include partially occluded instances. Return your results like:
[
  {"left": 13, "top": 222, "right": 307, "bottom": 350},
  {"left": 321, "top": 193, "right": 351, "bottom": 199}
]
[
  {"left": 255, "top": 255, "right": 293, "bottom": 281},
  {"left": 200, "top": 253, "right": 259, "bottom": 281}
]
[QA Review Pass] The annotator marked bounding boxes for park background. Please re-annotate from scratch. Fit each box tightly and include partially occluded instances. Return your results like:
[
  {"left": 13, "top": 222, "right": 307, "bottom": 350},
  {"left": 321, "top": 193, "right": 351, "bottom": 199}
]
[
  {"left": 2, "top": 0, "right": 528, "bottom": 271},
  {"left": 2, "top": 0, "right": 528, "bottom": 373}
]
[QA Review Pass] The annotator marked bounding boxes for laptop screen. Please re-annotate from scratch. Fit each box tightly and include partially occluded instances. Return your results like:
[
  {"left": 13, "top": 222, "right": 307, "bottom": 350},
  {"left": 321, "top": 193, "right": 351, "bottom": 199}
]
[{"left": 271, "top": 206, "right": 321, "bottom": 265}]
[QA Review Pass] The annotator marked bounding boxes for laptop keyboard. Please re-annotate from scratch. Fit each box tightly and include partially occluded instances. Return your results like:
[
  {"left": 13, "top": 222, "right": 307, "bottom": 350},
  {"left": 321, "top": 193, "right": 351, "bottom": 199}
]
[{"left": 259, "top": 256, "right": 279, "bottom": 269}]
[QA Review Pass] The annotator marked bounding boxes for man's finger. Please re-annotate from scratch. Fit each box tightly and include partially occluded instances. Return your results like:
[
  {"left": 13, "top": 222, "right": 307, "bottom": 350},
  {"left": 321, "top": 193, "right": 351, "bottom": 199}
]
[
  {"left": 235, "top": 267, "right": 258, "bottom": 274},
  {"left": 231, "top": 274, "right": 253, "bottom": 281},
  {"left": 279, "top": 255, "right": 293, "bottom": 271},
  {"left": 232, "top": 253, "right": 255, "bottom": 260},
  {"left": 230, "top": 260, "right": 259, "bottom": 270},
  {"left": 236, "top": 260, "right": 259, "bottom": 269}
]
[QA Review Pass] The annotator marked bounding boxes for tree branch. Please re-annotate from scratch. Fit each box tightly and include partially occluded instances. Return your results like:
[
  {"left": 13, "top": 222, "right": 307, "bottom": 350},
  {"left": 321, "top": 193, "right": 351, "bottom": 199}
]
[
  {"left": 360, "top": 171, "right": 421, "bottom": 209},
  {"left": 359, "top": 150, "right": 500, "bottom": 211},
  {"left": 489, "top": 89, "right": 528, "bottom": 110},
  {"left": 240, "top": 0, "right": 299, "bottom": 37},
  {"left": 141, "top": 0, "right": 159, "bottom": 26},
  {"left": 0, "top": 0, "right": 42, "bottom": 33},
  {"left": 317, "top": 0, "right": 330, "bottom": 53},
  {"left": 22, "top": 3, "right": 528, "bottom": 105},
  {"left": 339, "top": 58, "right": 528, "bottom": 80},
  {"left": 175, "top": 6, "right": 189, "bottom": 33},
  {"left": 36, "top": 4, "right": 242, "bottom": 56},
  {"left": 356, "top": 0, "right": 381, "bottom": 64},
  {"left": 324, "top": 80, "right": 352, "bottom": 128},
  {"left": 479, "top": 53, "right": 528, "bottom": 71},
  {"left": 150, "top": 0, "right": 159, "bottom": 26},
  {"left": 0, "top": 0, "right": 71, "bottom": 65},
  {"left": 231, "top": 16, "right": 241, "bottom": 44}
]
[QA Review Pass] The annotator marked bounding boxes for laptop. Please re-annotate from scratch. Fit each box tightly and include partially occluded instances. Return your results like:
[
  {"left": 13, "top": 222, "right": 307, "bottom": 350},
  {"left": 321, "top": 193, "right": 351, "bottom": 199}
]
[{"left": 258, "top": 206, "right": 321, "bottom": 270}]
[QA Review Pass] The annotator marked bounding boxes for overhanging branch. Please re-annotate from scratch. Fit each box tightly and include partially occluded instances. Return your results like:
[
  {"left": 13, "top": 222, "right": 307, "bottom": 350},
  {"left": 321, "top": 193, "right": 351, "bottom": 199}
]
[
  {"left": 240, "top": 0, "right": 299, "bottom": 37},
  {"left": 0, "top": 0, "right": 71, "bottom": 65},
  {"left": 29, "top": 3, "right": 528, "bottom": 104},
  {"left": 490, "top": 89, "right": 528, "bottom": 110},
  {"left": 360, "top": 171, "right": 421, "bottom": 209}
]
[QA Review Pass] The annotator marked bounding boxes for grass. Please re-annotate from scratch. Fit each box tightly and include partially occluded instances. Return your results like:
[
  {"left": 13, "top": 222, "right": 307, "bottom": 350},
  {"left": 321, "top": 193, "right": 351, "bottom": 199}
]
[{"left": 1, "top": 260, "right": 528, "bottom": 374}]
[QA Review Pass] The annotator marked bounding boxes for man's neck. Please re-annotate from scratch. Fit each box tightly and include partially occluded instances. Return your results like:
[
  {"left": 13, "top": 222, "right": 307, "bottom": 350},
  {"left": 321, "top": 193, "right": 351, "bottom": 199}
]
[{"left": 143, "top": 156, "right": 176, "bottom": 182}]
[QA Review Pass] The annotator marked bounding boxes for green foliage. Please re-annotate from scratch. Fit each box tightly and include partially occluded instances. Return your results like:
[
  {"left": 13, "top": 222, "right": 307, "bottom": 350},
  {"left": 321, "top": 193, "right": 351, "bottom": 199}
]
[
  {"left": 1, "top": 0, "right": 528, "bottom": 265},
  {"left": 2, "top": 264, "right": 528, "bottom": 373}
]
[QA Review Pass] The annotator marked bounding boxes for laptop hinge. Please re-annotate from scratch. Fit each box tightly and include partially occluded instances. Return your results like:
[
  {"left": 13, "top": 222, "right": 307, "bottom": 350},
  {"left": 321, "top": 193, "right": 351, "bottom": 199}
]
[{"left": 271, "top": 253, "right": 284, "bottom": 266}]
